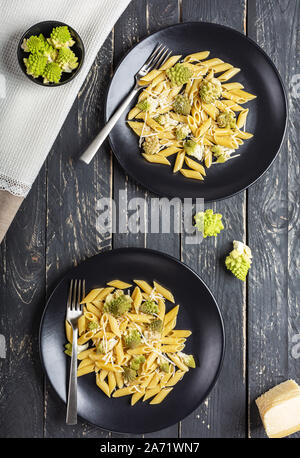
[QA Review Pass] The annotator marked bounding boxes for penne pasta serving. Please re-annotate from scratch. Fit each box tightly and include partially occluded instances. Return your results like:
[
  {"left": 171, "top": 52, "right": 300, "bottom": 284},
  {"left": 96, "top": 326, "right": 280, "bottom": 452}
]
[
  {"left": 64, "top": 279, "right": 196, "bottom": 405},
  {"left": 127, "top": 50, "right": 256, "bottom": 180}
]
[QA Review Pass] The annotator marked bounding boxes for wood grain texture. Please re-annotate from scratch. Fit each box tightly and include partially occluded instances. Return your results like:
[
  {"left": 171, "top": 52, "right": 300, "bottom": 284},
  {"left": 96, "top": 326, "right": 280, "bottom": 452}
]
[
  {"left": 112, "top": 0, "right": 180, "bottom": 439},
  {"left": 180, "top": 0, "right": 247, "bottom": 438},
  {"left": 0, "top": 0, "right": 297, "bottom": 439},
  {"left": 0, "top": 171, "right": 46, "bottom": 438},
  {"left": 43, "top": 33, "right": 114, "bottom": 438},
  {"left": 247, "top": 0, "right": 300, "bottom": 438}
]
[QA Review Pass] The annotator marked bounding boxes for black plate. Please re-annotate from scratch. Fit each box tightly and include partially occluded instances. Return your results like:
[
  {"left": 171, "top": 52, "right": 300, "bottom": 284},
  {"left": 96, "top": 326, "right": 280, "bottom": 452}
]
[
  {"left": 17, "top": 20, "right": 85, "bottom": 87},
  {"left": 39, "top": 248, "right": 224, "bottom": 434},
  {"left": 106, "top": 22, "right": 287, "bottom": 201}
]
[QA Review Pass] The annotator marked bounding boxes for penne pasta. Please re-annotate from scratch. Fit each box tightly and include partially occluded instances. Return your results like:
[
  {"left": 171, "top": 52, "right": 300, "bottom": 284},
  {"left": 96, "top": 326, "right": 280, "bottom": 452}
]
[
  {"left": 64, "top": 279, "right": 196, "bottom": 406},
  {"left": 124, "top": 50, "right": 255, "bottom": 180}
]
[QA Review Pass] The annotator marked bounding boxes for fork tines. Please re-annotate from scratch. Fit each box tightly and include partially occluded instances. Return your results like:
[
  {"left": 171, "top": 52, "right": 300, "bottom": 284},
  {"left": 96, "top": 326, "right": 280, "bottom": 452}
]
[
  {"left": 142, "top": 43, "right": 172, "bottom": 74},
  {"left": 67, "top": 279, "right": 86, "bottom": 311}
]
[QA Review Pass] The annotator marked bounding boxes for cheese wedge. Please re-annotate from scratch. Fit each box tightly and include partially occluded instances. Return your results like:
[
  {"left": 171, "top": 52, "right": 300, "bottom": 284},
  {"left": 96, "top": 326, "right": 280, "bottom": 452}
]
[{"left": 256, "top": 380, "right": 300, "bottom": 438}]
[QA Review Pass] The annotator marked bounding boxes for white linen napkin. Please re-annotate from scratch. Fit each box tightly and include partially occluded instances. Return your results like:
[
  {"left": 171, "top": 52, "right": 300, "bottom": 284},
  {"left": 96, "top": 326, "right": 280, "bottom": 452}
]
[{"left": 0, "top": 0, "right": 131, "bottom": 197}]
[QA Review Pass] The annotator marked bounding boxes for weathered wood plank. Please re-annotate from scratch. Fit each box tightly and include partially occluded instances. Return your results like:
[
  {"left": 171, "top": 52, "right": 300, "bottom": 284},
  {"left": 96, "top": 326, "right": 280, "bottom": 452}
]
[
  {"left": 180, "top": 0, "right": 247, "bottom": 438},
  {"left": 247, "top": 0, "right": 300, "bottom": 438},
  {"left": 44, "top": 33, "right": 114, "bottom": 438},
  {"left": 112, "top": 0, "right": 180, "bottom": 438},
  {"left": 144, "top": 0, "right": 181, "bottom": 438},
  {"left": 0, "top": 172, "right": 46, "bottom": 437}
]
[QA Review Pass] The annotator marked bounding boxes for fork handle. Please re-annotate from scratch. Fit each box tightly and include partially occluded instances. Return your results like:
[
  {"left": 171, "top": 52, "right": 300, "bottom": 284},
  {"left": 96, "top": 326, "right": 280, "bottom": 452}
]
[
  {"left": 66, "top": 327, "right": 78, "bottom": 425},
  {"left": 80, "top": 85, "right": 140, "bottom": 165}
]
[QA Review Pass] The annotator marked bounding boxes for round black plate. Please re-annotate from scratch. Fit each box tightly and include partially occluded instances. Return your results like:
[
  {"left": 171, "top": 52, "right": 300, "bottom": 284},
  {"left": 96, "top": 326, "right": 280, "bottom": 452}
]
[
  {"left": 17, "top": 20, "right": 85, "bottom": 87},
  {"left": 106, "top": 22, "right": 287, "bottom": 201},
  {"left": 39, "top": 248, "right": 224, "bottom": 434}
]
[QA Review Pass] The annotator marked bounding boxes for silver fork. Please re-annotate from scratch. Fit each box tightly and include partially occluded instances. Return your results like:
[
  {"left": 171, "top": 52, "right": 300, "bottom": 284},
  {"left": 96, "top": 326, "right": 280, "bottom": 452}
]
[
  {"left": 66, "top": 279, "right": 85, "bottom": 425},
  {"left": 80, "top": 44, "right": 172, "bottom": 164}
]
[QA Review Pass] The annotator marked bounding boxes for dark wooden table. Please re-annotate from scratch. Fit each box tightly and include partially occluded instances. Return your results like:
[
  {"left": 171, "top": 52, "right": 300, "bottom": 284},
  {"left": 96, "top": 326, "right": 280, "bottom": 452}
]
[{"left": 0, "top": 0, "right": 299, "bottom": 439}]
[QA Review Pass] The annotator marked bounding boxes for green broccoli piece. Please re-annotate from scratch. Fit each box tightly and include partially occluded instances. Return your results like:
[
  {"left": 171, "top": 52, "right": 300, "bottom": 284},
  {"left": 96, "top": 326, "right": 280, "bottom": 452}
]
[
  {"left": 194, "top": 209, "right": 224, "bottom": 238},
  {"left": 21, "top": 35, "right": 45, "bottom": 53},
  {"left": 64, "top": 343, "right": 72, "bottom": 356},
  {"left": 225, "top": 240, "right": 252, "bottom": 281},
  {"left": 36, "top": 34, "right": 57, "bottom": 62},
  {"left": 216, "top": 111, "right": 236, "bottom": 129},
  {"left": 179, "top": 353, "right": 196, "bottom": 368},
  {"left": 130, "top": 355, "right": 146, "bottom": 371},
  {"left": 137, "top": 96, "right": 157, "bottom": 113},
  {"left": 166, "top": 63, "right": 193, "bottom": 86},
  {"left": 48, "top": 26, "right": 75, "bottom": 49},
  {"left": 175, "top": 123, "right": 191, "bottom": 140},
  {"left": 123, "top": 366, "right": 137, "bottom": 383},
  {"left": 64, "top": 342, "right": 88, "bottom": 357},
  {"left": 56, "top": 47, "right": 78, "bottom": 72},
  {"left": 148, "top": 318, "right": 163, "bottom": 333},
  {"left": 183, "top": 140, "right": 204, "bottom": 161},
  {"left": 96, "top": 342, "right": 106, "bottom": 354},
  {"left": 153, "top": 113, "right": 177, "bottom": 129},
  {"left": 87, "top": 320, "right": 99, "bottom": 330},
  {"left": 23, "top": 54, "right": 48, "bottom": 78},
  {"left": 140, "top": 300, "right": 159, "bottom": 315},
  {"left": 159, "top": 362, "right": 170, "bottom": 373},
  {"left": 43, "top": 44, "right": 58, "bottom": 63},
  {"left": 124, "top": 329, "right": 142, "bottom": 349},
  {"left": 199, "top": 79, "right": 222, "bottom": 104},
  {"left": 173, "top": 94, "right": 191, "bottom": 115},
  {"left": 137, "top": 99, "right": 152, "bottom": 112},
  {"left": 211, "top": 145, "right": 235, "bottom": 163},
  {"left": 103, "top": 291, "right": 133, "bottom": 317},
  {"left": 142, "top": 135, "right": 160, "bottom": 155},
  {"left": 42, "top": 62, "right": 62, "bottom": 84},
  {"left": 153, "top": 114, "right": 167, "bottom": 126}
]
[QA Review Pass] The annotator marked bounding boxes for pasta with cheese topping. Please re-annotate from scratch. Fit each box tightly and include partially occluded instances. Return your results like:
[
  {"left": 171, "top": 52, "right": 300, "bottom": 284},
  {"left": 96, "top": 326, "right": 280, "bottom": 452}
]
[{"left": 127, "top": 51, "right": 256, "bottom": 180}]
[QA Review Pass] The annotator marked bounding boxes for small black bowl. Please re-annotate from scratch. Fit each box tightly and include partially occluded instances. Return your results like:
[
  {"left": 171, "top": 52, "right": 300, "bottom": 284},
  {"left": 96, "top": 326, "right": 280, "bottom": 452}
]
[{"left": 17, "top": 20, "right": 85, "bottom": 86}]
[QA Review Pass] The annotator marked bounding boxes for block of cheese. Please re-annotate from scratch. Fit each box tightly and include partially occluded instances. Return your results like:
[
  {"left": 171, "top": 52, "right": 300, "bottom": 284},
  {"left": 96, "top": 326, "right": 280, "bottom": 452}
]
[{"left": 256, "top": 380, "right": 300, "bottom": 438}]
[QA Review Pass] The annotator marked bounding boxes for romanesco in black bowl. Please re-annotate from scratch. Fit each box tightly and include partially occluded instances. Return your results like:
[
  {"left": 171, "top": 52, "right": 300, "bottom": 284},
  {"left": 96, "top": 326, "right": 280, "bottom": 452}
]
[{"left": 17, "top": 21, "right": 84, "bottom": 86}]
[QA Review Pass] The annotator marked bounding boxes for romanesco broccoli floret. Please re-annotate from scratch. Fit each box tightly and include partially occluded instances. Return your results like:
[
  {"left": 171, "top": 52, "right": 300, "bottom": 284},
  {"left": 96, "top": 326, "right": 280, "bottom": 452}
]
[
  {"left": 42, "top": 62, "right": 62, "bottom": 83},
  {"left": 225, "top": 240, "right": 252, "bottom": 281},
  {"left": 37, "top": 34, "right": 58, "bottom": 62},
  {"left": 64, "top": 343, "right": 72, "bottom": 356},
  {"left": 159, "top": 362, "right": 170, "bottom": 373},
  {"left": 123, "top": 366, "right": 137, "bottom": 383},
  {"left": 124, "top": 329, "right": 142, "bottom": 349},
  {"left": 217, "top": 111, "right": 236, "bottom": 129},
  {"left": 154, "top": 113, "right": 178, "bottom": 129},
  {"left": 140, "top": 300, "right": 159, "bottom": 315},
  {"left": 194, "top": 209, "right": 224, "bottom": 238},
  {"left": 43, "top": 44, "right": 58, "bottom": 63},
  {"left": 175, "top": 123, "right": 191, "bottom": 140},
  {"left": 96, "top": 338, "right": 117, "bottom": 354},
  {"left": 148, "top": 318, "right": 163, "bottom": 333},
  {"left": 179, "top": 352, "right": 196, "bottom": 368},
  {"left": 21, "top": 35, "right": 45, "bottom": 54},
  {"left": 137, "top": 97, "right": 157, "bottom": 112},
  {"left": 166, "top": 63, "right": 193, "bottom": 86},
  {"left": 48, "top": 26, "right": 75, "bottom": 49},
  {"left": 183, "top": 140, "right": 204, "bottom": 161},
  {"left": 199, "top": 78, "right": 222, "bottom": 104},
  {"left": 130, "top": 355, "right": 146, "bottom": 371},
  {"left": 87, "top": 320, "right": 99, "bottom": 330},
  {"left": 173, "top": 94, "right": 191, "bottom": 116},
  {"left": 211, "top": 145, "right": 235, "bottom": 163},
  {"left": 23, "top": 54, "right": 48, "bottom": 78},
  {"left": 103, "top": 290, "right": 133, "bottom": 317},
  {"left": 56, "top": 47, "right": 79, "bottom": 72},
  {"left": 64, "top": 342, "right": 88, "bottom": 357},
  {"left": 142, "top": 135, "right": 160, "bottom": 155},
  {"left": 96, "top": 342, "right": 105, "bottom": 354}
]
